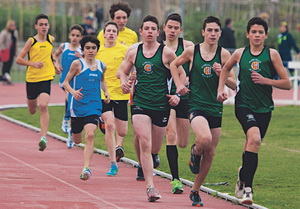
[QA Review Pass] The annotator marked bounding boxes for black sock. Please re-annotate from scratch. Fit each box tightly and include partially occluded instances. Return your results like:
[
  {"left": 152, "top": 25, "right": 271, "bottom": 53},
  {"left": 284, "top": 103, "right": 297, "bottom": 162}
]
[
  {"left": 243, "top": 151, "right": 258, "bottom": 188},
  {"left": 166, "top": 145, "right": 179, "bottom": 180},
  {"left": 240, "top": 152, "right": 245, "bottom": 182}
]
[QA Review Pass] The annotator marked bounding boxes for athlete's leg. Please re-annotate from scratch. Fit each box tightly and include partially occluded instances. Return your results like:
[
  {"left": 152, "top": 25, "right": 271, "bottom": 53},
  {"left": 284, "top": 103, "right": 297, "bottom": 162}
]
[
  {"left": 176, "top": 117, "right": 190, "bottom": 148},
  {"left": 151, "top": 124, "right": 166, "bottom": 155},
  {"left": 132, "top": 114, "right": 153, "bottom": 187},
  {"left": 38, "top": 93, "right": 50, "bottom": 137},
  {"left": 72, "top": 132, "right": 82, "bottom": 144},
  {"left": 166, "top": 109, "right": 177, "bottom": 145},
  {"left": 115, "top": 118, "right": 128, "bottom": 146},
  {"left": 27, "top": 99, "right": 38, "bottom": 114},
  {"left": 190, "top": 116, "right": 213, "bottom": 153},
  {"left": 192, "top": 127, "right": 221, "bottom": 191},
  {"left": 102, "top": 111, "right": 117, "bottom": 162},
  {"left": 83, "top": 123, "right": 97, "bottom": 168}
]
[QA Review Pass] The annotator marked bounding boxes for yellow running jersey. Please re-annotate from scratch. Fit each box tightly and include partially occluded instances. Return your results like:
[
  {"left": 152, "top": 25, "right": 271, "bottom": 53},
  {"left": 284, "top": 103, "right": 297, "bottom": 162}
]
[
  {"left": 96, "top": 42, "right": 129, "bottom": 100},
  {"left": 97, "top": 27, "right": 138, "bottom": 47},
  {"left": 26, "top": 35, "right": 55, "bottom": 82}
]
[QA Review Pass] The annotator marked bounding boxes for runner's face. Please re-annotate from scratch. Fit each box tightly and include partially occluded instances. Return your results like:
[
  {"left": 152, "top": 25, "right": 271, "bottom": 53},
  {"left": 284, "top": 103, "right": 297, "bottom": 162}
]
[
  {"left": 69, "top": 29, "right": 82, "bottom": 45},
  {"left": 113, "top": 10, "right": 128, "bottom": 31},
  {"left": 202, "top": 22, "right": 221, "bottom": 45},
  {"left": 246, "top": 24, "right": 268, "bottom": 47},
  {"left": 164, "top": 20, "right": 182, "bottom": 41},
  {"left": 35, "top": 19, "right": 50, "bottom": 35},
  {"left": 104, "top": 24, "right": 118, "bottom": 43},
  {"left": 82, "top": 42, "right": 98, "bottom": 59},
  {"left": 139, "top": 21, "right": 159, "bottom": 42}
]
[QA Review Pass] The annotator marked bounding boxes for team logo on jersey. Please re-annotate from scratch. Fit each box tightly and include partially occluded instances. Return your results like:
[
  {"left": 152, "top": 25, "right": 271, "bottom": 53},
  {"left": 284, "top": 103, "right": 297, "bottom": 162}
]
[
  {"left": 201, "top": 64, "right": 213, "bottom": 78},
  {"left": 142, "top": 61, "right": 154, "bottom": 74},
  {"left": 246, "top": 114, "right": 256, "bottom": 122},
  {"left": 249, "top": 59, "right": 262, "bottom": 72}
]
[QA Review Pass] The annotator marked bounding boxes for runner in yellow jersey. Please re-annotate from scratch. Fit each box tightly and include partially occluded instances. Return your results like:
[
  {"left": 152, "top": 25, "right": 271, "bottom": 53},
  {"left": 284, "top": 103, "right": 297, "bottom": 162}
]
[
  {"left": 16, "top": 14, "right": 59, "bottom": 151},
  {"left": 97, "top": 2, "right": 138, "bottom": 46},
  {"left": 96, "top": 21, "right": 128, "bottom": 175}
]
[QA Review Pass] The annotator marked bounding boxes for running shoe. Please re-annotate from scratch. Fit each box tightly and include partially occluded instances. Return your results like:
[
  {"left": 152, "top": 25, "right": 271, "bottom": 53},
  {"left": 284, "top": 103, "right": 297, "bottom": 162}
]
[
  {"left": 146, "top": 187, "right": 161, "bottom": 202},
  {"left": 61, "top": 116, "right": 71, "bottom": 133},
  {"left": 235, "top": 166, "right": 245, "bottom": 198},
  {"left": 38, "top": 137, "right": 47, "bottom": 151},
  {"left": 80, "top": 167, "right": 91, "bottom": 180},
  {"left": 152, "top": 153, "right": 160, "bottom": 168},
  {"left": 170, "top": 179, "right": 184, "bottom": 194},
  {"left": 3, "top": 73, "right": 12, "bottom": 85},
  {"left": 106, "top": 165, "right": 118, "bottom": 176},
  {"left": 241, "top": 187, "right": 253, "bottom": 205},
  {"left": 66, "top": 131, "right": 74, "bottom": 149},
  {"left": 189, "top": 190, "right": 204, "bottom": 207},
  {"left": 99, "top": 116, "right": 106, "bottom": 134},
  {"left": 116, "top": 146, "right": 124, "bottom": 162},
  {"left": 136, "top": 164, "right": 145, "bottom": 181},
  {"left": 189, "top": 144, "right": 201, "bottom": 174}
]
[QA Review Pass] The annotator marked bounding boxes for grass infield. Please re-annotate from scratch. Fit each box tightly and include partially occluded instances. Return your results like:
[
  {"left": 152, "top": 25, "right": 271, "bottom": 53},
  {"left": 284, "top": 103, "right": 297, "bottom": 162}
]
[{"left": 2, "top": 105, "right": 299, "bottom": 209}]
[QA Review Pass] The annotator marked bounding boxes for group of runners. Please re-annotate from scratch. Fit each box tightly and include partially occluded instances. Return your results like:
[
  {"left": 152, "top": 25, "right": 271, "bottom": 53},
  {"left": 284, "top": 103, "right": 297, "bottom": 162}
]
[{"left": 15, "top": 1, "right": 291, "bottom": 207}]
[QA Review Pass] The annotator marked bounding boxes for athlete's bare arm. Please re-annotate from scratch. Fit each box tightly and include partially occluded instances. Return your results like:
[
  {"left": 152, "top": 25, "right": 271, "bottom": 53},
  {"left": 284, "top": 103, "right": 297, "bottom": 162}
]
[
  {"left": 101, "top": 63, "right": 110, "bottom": 103},
  {"left": 217, "top": 48, "right": 244, "bottom": 102},
  {"left": 62, "top": 60, "right": 82, "bottom": 100},
  {"left": 252, "top": 49, "right": 291, "bottom": 90},
  {"left": 120, "top": 48, "right": 137, "bottom": 94},
  {"left": 16, "top": 39, "right": 44, "bottom": 68},
  {"left": 170, "top": 45, "right": 194, "bottom": 95}
]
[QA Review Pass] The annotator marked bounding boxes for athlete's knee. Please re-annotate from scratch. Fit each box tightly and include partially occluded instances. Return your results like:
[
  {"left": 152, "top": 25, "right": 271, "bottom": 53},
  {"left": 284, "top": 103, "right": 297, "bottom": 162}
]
[
  {"left": 196, "top": 135, "right": 212, "bottom": 150},
  {"left": 28, "top": 108, "right": 36, "bottom": 114},
  {"left": 117, "top": 127, "right": 127, "bottom": 137},
  {"left": 139, "top": 138, "right": 151, "bottom": 153},
  {"left": 105, "top": 121, "right": 115, "bottom": 132},
  {"left": 178, "top": 140, "right": 189, "bottom": 148},
  {"left": 85, "top": 132, "right": 95, "bottom": 142},
  {"left": 247, "top": 134, "right": 261, "bottom": 149},
  {"left": 39, "top": 103, "right": 48, "bottom": 113},
  {"left": 166, "top": 130, "right": 177, "bottom": 145}
]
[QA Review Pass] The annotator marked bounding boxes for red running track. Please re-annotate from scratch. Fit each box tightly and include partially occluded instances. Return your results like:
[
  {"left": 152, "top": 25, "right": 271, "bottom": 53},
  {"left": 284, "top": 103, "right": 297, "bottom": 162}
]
[{"left": 1, "top": 83, "right": 286, "bottom": 208}]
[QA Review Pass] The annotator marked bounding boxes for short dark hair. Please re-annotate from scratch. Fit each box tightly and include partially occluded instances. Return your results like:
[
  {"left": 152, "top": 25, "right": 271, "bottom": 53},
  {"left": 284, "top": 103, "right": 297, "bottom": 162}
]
[
  {"left": 165, "top": 13, "right": 182, "bottom": 26},
  {"left": 35, "top": 14, "right": 48, "bottom": 24},
  {"left": 104, "top": 21, "right": 119, "bottom": 34},
  {"left": 202, "top": 16, "right": 221, "bottom": 30},
  {"left": 80, "top": 35, "right": 100, "bottom": 51},
  {"left": 70, "top": 24, "right": 84, "bottom": 35},
  {"left": 225, "top": 18, "right": 232, "bottom": 26},
  {"left": 140, "top": 15, "right": 159, "bottom": 30},
  {"left": 109, "top": 1, "right": 132, "bottom": 19},
  {"left": 247, "top": 17, "right": 268, "bottom": 34}
]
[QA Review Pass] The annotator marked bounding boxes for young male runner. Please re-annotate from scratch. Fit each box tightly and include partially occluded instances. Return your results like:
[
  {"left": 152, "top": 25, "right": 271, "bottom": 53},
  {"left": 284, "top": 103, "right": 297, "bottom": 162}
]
[
  {"left": 97, "top": 1, "right": 138, "bottom": 47},
  {"left": 96, "top": 21, "right": 128, "bottom": 175},
  {"left": 16, "top": 14, "right": 59, "bottom": 151},
  {"left": 63, "top": 36, "right": 110, "bottom": 180},
  {"left": 217, "top": 17, "right": 291, "bottom": 205},
  {"left": 170, "top": 16, "right": 236, "bottom": 207},
  {"left": 53, "top": 24, "right": 83, "bottom": 148},
  {"left": 120, "top": 15, "right": 185, "bottom": 202},
  {"left": 162, "top": 13, "right": 193, "bottom": 194}
]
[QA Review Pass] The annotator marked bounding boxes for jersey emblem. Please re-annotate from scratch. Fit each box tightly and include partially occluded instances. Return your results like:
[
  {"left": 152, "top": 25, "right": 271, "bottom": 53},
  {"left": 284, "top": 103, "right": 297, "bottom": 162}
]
[
  {"left": 143, "top": 61, "right": 154, "bottom": 74},
  {"left": 201, "top": 64, "right": 213, "bottom": 78},
  {"left": 249, "top": 59, "right": 262, "bottom": 72}
]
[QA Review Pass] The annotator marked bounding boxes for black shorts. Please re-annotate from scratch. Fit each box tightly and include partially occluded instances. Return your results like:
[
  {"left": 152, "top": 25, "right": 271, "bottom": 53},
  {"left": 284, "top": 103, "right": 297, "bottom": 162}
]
[
  {"left": 189, "top": 109, "right": 222, "bottom": 129},
  {"left": 171, "top": 99, "right": 189, "bottom": 119},
  {"left": 26, "top": 80, "right": 51, "bottom": 100},
  {"left": 235, "top": 107, "right": 271, "bottom": 139},
  {"left": 102, "top": 100, "right": 128, "bottom": 121},
  {"left": 131, "top": 105, "right": 170, "bottom": 127},
  {"left": 71, "top": 115, "right": 99, "bottom": 134}
]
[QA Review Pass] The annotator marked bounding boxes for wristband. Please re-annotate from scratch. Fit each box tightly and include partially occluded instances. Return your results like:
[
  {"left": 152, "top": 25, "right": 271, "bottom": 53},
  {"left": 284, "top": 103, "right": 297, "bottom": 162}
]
[{"left": 175, "top": 93, "right": 181, "bottom": 97}]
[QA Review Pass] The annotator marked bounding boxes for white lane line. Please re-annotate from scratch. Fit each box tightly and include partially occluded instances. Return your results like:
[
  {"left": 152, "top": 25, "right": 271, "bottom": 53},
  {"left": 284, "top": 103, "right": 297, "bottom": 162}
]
[{"left": 0, "top": 150, "right": 123, "bottom": 209}]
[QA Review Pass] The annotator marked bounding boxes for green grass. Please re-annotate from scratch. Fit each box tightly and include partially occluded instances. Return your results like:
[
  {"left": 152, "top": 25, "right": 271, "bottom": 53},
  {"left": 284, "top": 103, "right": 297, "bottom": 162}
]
[{"left": 2, "top": 105, "right": 300, "bottom": 209}]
